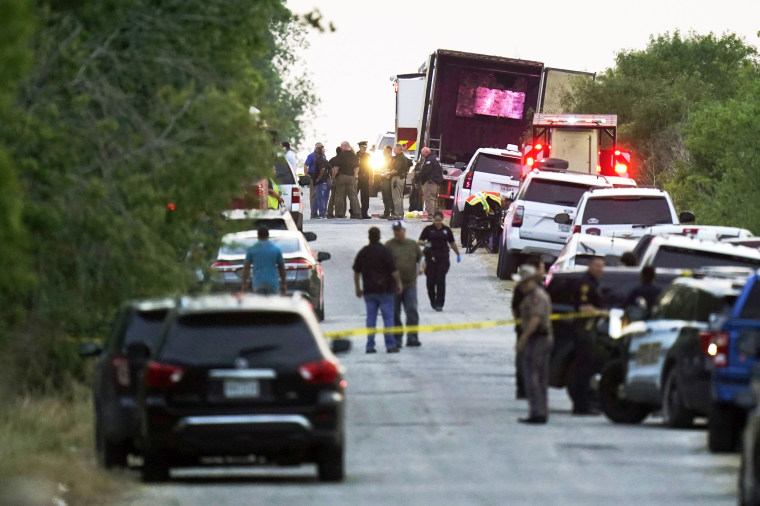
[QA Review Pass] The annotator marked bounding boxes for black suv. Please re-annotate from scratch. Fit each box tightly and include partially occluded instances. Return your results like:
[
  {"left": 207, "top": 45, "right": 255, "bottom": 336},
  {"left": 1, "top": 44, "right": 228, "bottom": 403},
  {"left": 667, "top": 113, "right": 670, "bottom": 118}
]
[
  {"left": 135, "top": 294, "right": 349, "bottom": 482},
  {"left": 79, "top": 297, "right": 175, "bottom": 468}
]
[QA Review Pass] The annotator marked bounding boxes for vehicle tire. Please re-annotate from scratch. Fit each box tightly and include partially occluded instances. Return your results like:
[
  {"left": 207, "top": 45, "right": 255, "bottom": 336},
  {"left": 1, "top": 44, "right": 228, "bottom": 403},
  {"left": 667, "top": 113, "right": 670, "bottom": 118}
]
[
  {"left": 598, "top": 360, "right": 649, "bottom": 424},
  {"left": 95, "top": 417, "right": 128, "bottom": 469},
  {"left": 141, "top": 451, "right": 170, "bottom": 483},
  {"left": 709, "top": 401, "right": 742, "bottom": 453},
  {"left": 317, "top": 443, "right": 344, "bottom": 482},
  {"left": 294, "top": 212, "right": 303, "bottom": 231},
  {"left": 450, "top": 205, "right": 462, "bottom": 228},
  {"left": 496, "top": 249, "right": 519, "bottom": 279},
  {"left": 662, "top": 368, "right": 694, "bottom": 428}
]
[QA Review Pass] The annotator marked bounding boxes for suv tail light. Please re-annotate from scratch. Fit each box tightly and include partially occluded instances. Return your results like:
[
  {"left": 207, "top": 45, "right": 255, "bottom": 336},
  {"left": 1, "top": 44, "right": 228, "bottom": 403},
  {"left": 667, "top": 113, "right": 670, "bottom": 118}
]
[
  {"left": 701, "top": 330, "right": 729, "bottom": 367},
  {"left": 211, "top": 260, "right": 235, "bottom": 269},
  {"left": 512, "top": 205, "right": 524, "bottom": 227},
  {"left": 572, "top": 225, "right": 581, "bottom": 234},
  {"left": 285, "top": 258, "right": 312, "bottom": 270},
  {"left": 463, "top": 170, "right": 474, "bottom": 190},
  {"left": 110, "top": 355, "right": 131, "bottom": 391},
  {"left": 292, "top": 186, "right": 300, "bottom": 204},
  {"left": 299, "top": 359, "right": 339, "bottom": 385},
  {"left": 145, "top": 362, "right": 185, "bottom": 388}
]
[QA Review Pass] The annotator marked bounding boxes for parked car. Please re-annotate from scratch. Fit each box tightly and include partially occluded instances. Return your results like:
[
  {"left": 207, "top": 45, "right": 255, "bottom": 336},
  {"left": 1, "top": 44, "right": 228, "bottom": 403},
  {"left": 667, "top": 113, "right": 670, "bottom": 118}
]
[
  {"left": 635, "top": 235, "right": 760, "bottom": 270},
  {"left": 274, "top": 157, "right": 311, "bottom": 231},
  {"left": 135, "top": 294, "right": 350, "bottom": 482},
  {"left": 496, "top": 168, "right": 618, "bottom": 278},
  {"left": 220, "top": 209, "right": 301, "bottom": 234},
  {"left": 724, "top": 237, "right": 760, "bottom": 249},
  {"left": 450, "top": 146, "right": 522, "bottom": 228},
  {"left": 554, "top": 187, "right": 694, "bottom": 240},
  {"left": 600, "top": 276, "right": 744, "bottom": 426},
  {"left": 707, "top": 269, "right": 760, "bottom": 452},
  {"left": 79, "top": 298, "right": 176, "bottom": 468},
  {"left": 739, "top": 362, "right": 760, "bottom": 505},
  {"left": 547, "top": 233, "right": 638, "bottom": 277},
  {"left": 209, "top": 229, "right": 329, "bottom": 320}
]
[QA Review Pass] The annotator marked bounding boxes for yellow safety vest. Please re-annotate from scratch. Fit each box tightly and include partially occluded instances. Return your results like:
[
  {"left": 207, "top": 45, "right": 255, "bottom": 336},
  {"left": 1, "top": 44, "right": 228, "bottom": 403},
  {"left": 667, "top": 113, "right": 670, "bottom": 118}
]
[{"left": 268, "top": 179, "right": 281, "bottom": 209}]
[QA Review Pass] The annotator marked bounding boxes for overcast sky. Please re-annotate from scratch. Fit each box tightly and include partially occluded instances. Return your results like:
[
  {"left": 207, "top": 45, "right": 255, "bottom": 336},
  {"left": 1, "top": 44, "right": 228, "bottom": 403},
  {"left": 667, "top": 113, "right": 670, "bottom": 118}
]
[{"left": 284, "top": 0, "right": 759, "bottom": 160}]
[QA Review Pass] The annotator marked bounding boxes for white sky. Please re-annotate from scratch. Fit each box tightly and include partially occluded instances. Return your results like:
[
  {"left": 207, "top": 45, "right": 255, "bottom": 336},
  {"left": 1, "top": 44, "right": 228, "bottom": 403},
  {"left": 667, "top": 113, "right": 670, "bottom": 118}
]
[{"left": 284, "top": 0, "right": 759, "bottom": 161}]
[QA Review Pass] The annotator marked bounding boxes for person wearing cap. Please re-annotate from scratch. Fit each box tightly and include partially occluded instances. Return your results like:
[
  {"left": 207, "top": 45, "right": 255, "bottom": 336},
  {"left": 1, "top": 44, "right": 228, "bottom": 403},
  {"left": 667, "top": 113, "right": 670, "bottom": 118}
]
[
  {"left": 514, "top": 264, "right": 553, "bottom": 424},
  {"left": 353, "top": 227, "right": 404, "bottom": 353},
  {"left": 511, "top": 257, "right": 547, "bottom": 400},
  {"left": 304, "top": 142, "right": 324, "bottom": 219},
  {"left": 331, "top": 141, "right": 362, "bottom": 219},
  {"left": 385, "top": 220, "right": 423, "bottom": 347},
  {"left": 356, "top": 141, "right": 373, "bottom": 219},
  {"left": 281, "top": 141, "right": 300, "bottom": 175},
  {"left": 418, "top": 147, "right": 443, "bottom": 221}
]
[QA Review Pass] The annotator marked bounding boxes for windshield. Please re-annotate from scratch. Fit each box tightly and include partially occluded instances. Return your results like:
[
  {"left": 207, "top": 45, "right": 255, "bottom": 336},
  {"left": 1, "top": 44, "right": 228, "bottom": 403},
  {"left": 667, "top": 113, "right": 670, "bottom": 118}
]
[
  {"left": 581, "top": 196, "right": 672, "bottom": 225},
  {"left": 472, "top": 153, "right": 522, "bottom": 179},
  {"left": 522, "top": 180, "right": 603, "bottom": 206},
  {"left": 159, "top": 312, "right": 321, "bottom": 366},
  {"left": 220, "top": 236, "right": 302, "bottom": 256},
  {"left": 652, "top": 246, "right": 760, "bottom": 270}
]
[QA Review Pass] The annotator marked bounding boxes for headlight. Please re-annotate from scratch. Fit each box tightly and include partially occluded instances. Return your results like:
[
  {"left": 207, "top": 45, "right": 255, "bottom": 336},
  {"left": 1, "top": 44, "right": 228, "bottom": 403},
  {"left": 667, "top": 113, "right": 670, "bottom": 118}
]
[{"left": 371, "top": 152, "right": 385, "bottom": 170}]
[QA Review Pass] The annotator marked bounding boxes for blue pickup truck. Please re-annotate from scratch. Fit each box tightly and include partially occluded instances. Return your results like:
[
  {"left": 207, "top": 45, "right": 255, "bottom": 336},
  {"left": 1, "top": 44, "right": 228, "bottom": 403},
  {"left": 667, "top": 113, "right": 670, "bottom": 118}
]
[{"left": 708, "top": 270, "right": 760, "bottom": 452}]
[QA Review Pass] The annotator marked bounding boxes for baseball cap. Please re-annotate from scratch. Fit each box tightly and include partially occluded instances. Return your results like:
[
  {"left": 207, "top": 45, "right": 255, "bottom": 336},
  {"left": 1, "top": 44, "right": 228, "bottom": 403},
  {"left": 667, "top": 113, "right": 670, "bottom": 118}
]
[{"left": 391, "top": 220, "right": 405, "bottom": 230}]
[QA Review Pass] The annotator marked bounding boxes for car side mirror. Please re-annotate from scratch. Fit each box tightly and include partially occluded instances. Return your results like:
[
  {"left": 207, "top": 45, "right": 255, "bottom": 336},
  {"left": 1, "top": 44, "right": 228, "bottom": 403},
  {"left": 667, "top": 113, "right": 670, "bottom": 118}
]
[
  {"left": 303, "top": 231, "right": 317, "bottom": 242},
  {"left": 299, "top": 175, "right": 312, "bottom": 187},
  {"left": 330, "top": 339, "right": 351, "bottom": 354},
  {"left": 554, "top": 213, "right": 571, "bottom": 225},
  {"left": 126, "top": 341, "right": 152, "bottom": 364},
  {"left": 679, "top": 211, "right": 695, "bottom": 224},
  {"left": 317, "top": 251, "right": 331, "bottom": 262},
  {"left": 78, "top": 342, "right": 103, "bottom": 358}
]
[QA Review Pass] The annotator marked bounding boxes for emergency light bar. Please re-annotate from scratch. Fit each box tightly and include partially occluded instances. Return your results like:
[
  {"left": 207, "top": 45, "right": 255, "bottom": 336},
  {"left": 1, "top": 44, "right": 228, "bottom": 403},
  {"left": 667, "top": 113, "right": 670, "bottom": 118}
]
[{"left": 533, "top": 114, "right": 617, "bottom": 127}]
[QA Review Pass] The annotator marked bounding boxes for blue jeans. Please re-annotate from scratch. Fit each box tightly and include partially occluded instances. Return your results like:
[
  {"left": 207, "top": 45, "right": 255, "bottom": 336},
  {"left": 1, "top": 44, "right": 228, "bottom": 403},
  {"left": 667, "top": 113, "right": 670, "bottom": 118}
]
[
  {"left": 314, "top": 181, "right": 329, "bottom": 218},
  {"left": 364, "top": 292, "right": 396, "bottom": 350},
  {"left": 394, "top": 286, "right": 419, "bottom": 345}
]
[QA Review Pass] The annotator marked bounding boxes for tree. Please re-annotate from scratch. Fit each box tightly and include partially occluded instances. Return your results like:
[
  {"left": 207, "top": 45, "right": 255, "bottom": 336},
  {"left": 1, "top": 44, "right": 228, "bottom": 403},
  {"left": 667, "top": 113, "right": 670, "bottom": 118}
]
[{"left": 565, "top": 32, "right": 759, "bottom": 187}]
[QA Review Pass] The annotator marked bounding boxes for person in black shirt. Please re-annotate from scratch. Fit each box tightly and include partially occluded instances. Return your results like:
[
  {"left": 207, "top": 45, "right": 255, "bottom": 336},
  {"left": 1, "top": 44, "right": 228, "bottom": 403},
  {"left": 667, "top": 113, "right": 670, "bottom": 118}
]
[
  {"left": 356, "top": 141, "right": 373, "bottom": 219},
  {"left": 624, "top": 266, "right": 661, "bottom": 316},
  {"left": 419, "top": 147, "right": 443, "bottom": 221},
  {"left": 326, "top": 146, "right": 341, "bottom": 218},
  {"left": 332, "top": 141, "right": 362, "bottom": 219},
  {"left": 569, "top": 256, "right": 604, "bottom": 415},
  {"left": 389, "top": 143, "right": 412, "bottom": 219},
  {"left": 353, "top": 227, "right": 403, "bottom": 353},
  {"left": 418, "top": 210, "right": 462, "bottom": 311}
]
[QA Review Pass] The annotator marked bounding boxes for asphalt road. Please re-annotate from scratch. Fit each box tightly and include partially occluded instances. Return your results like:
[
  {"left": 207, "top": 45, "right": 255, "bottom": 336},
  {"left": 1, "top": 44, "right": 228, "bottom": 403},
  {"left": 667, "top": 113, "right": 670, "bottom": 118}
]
[{"left": 122, "top": 194, "right": 740, "bottom": 505}]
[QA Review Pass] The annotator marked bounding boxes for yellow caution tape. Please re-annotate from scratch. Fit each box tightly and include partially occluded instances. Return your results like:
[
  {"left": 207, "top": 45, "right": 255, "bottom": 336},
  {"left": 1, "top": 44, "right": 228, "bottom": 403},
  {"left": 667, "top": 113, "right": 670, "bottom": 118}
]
[{"left": 322, "top": 311, "right": 609, "bottom": 339}]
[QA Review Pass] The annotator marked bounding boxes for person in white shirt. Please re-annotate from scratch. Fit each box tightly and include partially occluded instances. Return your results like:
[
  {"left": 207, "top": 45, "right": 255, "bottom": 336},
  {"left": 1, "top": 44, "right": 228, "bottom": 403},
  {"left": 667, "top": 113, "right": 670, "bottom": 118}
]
[{"left": 281, "top": 141, "right": 301, "bottom": 176}]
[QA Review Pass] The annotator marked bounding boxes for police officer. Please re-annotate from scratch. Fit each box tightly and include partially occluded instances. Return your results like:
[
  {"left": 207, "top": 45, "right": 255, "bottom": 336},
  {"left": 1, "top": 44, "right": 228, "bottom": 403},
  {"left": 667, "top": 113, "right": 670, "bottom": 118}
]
[
  {"left": 356, "top": 141, "right": 373, "bottom": 219},
  {"left": 418, "top": 147, "right": 443, "bottom": 221},
  {"left": 514, "top": 264, "right": 553, "bottom": 424},
  {"left": 569, "top": 256, "right": 604, "bottom": 415},
  {"left": 512, "top": 257, "right": 546, "bottom": 400}
]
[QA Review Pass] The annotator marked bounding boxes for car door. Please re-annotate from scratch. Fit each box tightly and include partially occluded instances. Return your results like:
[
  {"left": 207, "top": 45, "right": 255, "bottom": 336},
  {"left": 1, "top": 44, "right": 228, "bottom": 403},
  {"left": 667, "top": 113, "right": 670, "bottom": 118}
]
[{"left": 627, "top": 284, "right": 694, "bottom": 397}]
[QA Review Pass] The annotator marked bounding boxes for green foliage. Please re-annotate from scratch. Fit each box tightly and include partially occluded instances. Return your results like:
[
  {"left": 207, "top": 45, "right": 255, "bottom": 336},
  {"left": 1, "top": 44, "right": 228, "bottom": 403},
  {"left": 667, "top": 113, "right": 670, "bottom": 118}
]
[
  {"left": 0, "top": 0, "right": 319, "bottom": 390},
  {"left": 565, "top": 32, "right": 759, "bottom": 187}
]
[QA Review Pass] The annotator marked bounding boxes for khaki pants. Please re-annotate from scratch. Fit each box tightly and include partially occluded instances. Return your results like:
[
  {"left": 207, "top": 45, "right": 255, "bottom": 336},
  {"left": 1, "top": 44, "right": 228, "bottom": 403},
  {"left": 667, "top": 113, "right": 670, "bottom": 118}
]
[
  {"left": 521, "top": 334, "right": 553, "bottom": 419},
  {"left": 391, "top": 176, "right": 405, "bottom": 218},
  {"left": 422, "top": 181, "right": 438, "bottom": 217},
  {"left": 334, "top": 174, "right": 361, "bottom": 218}
]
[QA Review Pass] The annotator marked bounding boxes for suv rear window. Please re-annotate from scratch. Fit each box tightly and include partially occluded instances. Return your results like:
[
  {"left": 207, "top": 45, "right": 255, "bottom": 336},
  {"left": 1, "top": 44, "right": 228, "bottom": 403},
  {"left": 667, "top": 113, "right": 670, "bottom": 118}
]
[
  {"left": 220, "top": 236, "right": 301, "bottom": 256},
  {"left": 123, "top": 309, "right": 169, "bottom": 349},
  {"left": 522, "top": 179, "right": 602, "bottom": 206},
  {"left": 581, "top": 196, "right": 672, "bottom": 225},
  {"left": 652, "top": 246, "right": 760, "bottom": 270},
  {"left": 472, "top": 153, "right": 522, "bottom": 179},
  {"left": 274, "top": 162, "right": 295, "bottom": 185},
  {"left": 740, "top": 283, "right": 760, "bottom": 320},
  {"left": 159, "top": 311, "right": 321, "bottom": 366}
]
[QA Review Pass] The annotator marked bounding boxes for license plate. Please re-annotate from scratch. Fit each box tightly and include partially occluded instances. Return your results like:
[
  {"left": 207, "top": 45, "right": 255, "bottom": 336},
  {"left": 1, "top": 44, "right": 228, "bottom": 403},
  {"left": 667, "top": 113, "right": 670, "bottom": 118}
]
[
  {"left": 558, "top": 224, "right": 570, "bottom": 232},
  {"left": 223, "top": 380, "right": 260, "bottom": 398},
  {"left": 224, "top": 272, "right": 240, "bottom": 282}
]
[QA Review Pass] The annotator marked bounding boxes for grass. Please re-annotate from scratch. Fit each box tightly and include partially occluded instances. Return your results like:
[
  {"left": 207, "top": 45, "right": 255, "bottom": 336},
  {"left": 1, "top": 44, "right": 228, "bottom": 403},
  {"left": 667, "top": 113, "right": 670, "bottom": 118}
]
[{"left": 0, "top": 382, "right": 134, "bottom": 505}]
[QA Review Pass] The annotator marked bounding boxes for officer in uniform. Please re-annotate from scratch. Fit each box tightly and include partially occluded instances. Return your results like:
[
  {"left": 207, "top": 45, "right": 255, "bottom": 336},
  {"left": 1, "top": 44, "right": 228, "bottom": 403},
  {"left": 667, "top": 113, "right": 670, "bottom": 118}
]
[
  {"left": 514, "top": 264, "right": 553, "bottom": 424},
  {"left": 569, "top": 255, "right": 605, "bottom": 415},
  {"left": 356, "top": 141, "right": 373, "bottom": 219}
]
